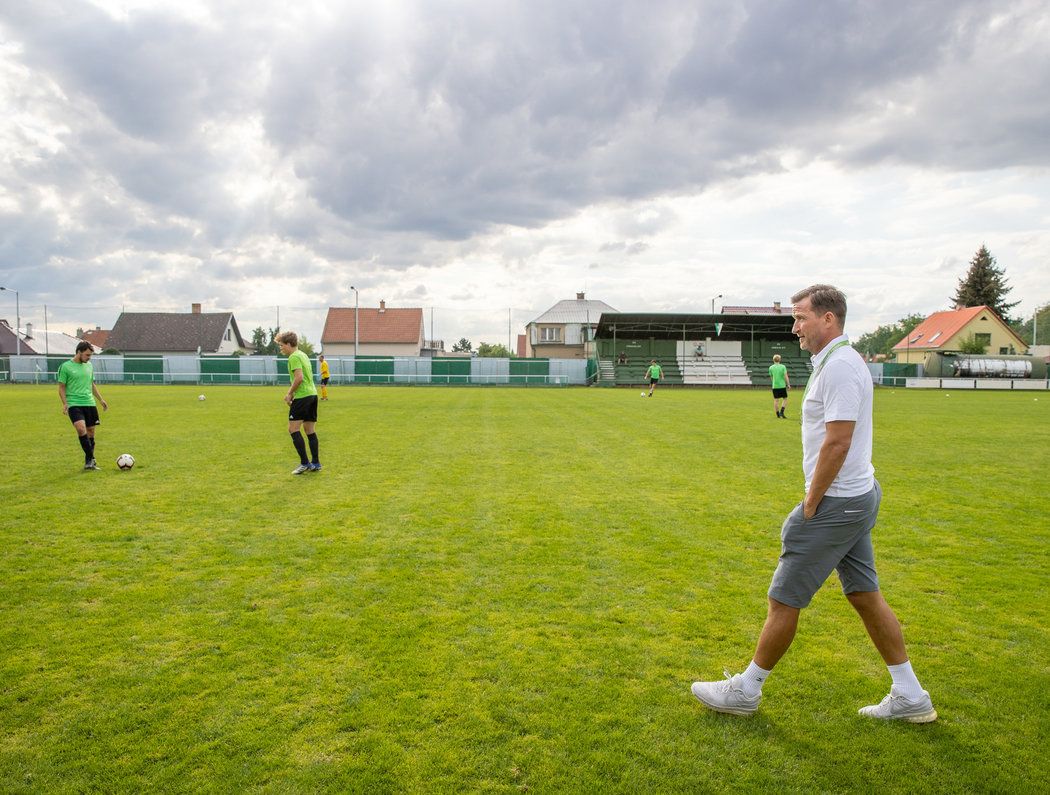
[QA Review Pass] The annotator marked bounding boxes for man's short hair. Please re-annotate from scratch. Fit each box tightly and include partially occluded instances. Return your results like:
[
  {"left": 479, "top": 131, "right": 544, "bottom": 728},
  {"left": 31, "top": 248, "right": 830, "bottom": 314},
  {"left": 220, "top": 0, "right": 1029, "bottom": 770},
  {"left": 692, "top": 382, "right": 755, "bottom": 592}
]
[
  {"left": 75, "top": 341, "right": 93, "bottom": 354},
  {"left": 275, "top": 330, "right": 298, "bottom": 347},
  {"left": 773, "top": 354, "right": 781, "bottom": 362},
  {"left": 791, "top": 284, "right": 847, "bottom": 325}
]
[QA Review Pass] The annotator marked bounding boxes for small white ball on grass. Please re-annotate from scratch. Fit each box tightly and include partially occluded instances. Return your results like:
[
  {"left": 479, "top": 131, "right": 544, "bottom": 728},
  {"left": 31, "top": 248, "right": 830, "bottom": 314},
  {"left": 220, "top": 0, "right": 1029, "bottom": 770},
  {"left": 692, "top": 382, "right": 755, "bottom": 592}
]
[{"left": 198, "top": 394, "right": 206, "bottom": 401}]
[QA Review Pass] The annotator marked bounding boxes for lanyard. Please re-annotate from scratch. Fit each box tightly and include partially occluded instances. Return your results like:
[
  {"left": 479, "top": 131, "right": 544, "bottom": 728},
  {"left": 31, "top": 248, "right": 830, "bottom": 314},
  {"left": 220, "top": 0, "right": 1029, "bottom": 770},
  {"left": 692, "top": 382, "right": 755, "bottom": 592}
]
[{"left": 802, "top": 339, "right": 851, "bottom": 405}]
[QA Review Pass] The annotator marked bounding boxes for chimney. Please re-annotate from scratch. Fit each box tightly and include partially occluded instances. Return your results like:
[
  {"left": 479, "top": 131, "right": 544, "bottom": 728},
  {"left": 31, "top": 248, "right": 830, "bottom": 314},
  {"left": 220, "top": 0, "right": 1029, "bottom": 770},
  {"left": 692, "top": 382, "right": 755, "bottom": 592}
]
[
  {"left": 576, "top": 292, "right": 585, "bottom": 300},
  {"left": 773, "top": 301, "right": 782, "bottom": 313},
  {"left": 379, "top": 300, "right": 386, "bottom": 313},
  {"left": 192, "top": 303, "right": 201, "bottom": 314},
  {"left": 25, "top": 322, "right": 33, "bottom": 338}
]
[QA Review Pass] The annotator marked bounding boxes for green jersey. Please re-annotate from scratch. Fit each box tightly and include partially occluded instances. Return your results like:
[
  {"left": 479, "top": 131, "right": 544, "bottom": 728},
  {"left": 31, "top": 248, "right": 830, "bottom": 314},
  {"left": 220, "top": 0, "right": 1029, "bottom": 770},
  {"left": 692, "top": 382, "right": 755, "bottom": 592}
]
[
  {"left": 768, "top": 363, "right": 788, "bottom": 389},
  {"left": 57, "top": 360, "right": 95, "bottom": 406},
  {"left": 647, "top": 363, "right": 662, "bottom": 379},
  {"left": 287, "top": 350, "right": 317, "bottom": 398}
]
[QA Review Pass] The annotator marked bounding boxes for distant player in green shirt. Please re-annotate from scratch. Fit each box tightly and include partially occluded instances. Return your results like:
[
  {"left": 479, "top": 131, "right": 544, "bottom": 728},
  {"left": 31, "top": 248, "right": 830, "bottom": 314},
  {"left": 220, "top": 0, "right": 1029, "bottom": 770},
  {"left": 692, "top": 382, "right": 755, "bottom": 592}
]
[
  {"left": 276, "top": 330, "right": 321, "bottom": 475},
  {"left": 646, "top": 360, "right": 662, "bottom": 397},
  {"left": 768, "top": 354, "right": 791, "bottom": 418},
  {"left": 57, "top": 341, "right": 108, "bottom": 471}
]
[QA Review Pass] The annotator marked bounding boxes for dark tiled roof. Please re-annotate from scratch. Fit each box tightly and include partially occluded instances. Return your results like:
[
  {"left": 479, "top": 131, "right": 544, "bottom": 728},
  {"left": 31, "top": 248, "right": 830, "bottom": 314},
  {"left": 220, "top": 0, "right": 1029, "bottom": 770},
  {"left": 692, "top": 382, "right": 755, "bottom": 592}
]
[
  {"left": 107, "top": 312, "right": 245, "bottom": 352},
  {"left": 0, "top": 320, "right": 39, "bottom": 354},
  {"left": 321, "top": 307, "right": 424, "bottom": 344}
]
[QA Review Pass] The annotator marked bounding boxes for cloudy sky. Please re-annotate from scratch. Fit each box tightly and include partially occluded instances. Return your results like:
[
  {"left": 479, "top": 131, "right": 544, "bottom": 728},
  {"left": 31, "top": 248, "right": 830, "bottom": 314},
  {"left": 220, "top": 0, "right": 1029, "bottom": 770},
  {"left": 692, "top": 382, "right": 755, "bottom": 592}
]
[{"left": 1, "top": 0, "right": 1048, "bottom": 349}]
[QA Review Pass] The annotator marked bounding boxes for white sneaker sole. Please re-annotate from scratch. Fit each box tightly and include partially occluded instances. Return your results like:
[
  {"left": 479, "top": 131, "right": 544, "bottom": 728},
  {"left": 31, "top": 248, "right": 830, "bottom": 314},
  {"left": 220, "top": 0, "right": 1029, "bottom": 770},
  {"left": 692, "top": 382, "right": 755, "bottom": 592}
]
[
  {"left": 859, "top": 706, "right": 938, "bottom": 723},
  {"left": 690, "top": 683, "right": 759, "bottom": 716}
]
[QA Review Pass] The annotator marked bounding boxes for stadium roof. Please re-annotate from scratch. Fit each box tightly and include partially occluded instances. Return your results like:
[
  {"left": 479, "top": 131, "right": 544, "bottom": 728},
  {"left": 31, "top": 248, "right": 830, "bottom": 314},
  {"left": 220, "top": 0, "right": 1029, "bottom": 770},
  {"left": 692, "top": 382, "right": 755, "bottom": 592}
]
[{"left": 594, "top": 312, "right": 797, "bottom": 341}]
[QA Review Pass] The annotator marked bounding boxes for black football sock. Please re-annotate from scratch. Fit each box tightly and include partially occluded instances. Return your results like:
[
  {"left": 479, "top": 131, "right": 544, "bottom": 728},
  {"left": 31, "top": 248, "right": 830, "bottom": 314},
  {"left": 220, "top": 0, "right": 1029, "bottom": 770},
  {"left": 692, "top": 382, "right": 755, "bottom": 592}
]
[
  {"left": 290, "top": 431, "right": 308, "bottom": 465},
  {"left": 307, "top": 432, "right": 319, "bottom": 464},
  {"left": 79, "top": 434, "right": 94, "bottom": 462}
]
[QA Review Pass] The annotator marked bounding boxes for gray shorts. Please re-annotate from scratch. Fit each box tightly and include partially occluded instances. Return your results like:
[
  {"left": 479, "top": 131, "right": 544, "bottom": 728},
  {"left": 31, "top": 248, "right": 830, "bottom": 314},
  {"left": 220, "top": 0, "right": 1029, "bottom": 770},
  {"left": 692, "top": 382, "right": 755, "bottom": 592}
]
[{"left": 768, "top": 481, "right": 882, "bottom": 608}]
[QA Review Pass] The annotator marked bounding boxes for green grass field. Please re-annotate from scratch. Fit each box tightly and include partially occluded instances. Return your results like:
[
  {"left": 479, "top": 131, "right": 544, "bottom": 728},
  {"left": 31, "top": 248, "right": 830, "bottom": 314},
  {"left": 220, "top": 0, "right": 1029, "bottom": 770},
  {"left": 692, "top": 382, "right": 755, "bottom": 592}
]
[{"left": 1, "top": 384, "right": 1048, "bottom": 792}]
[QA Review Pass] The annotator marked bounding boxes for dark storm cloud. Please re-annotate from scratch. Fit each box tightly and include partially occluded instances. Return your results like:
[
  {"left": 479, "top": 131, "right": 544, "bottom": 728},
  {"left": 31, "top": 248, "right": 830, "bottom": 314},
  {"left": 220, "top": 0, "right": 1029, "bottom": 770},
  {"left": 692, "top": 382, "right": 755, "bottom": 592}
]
[{"left": 1, "top": 0, "right": 1047, "bottom": 284}]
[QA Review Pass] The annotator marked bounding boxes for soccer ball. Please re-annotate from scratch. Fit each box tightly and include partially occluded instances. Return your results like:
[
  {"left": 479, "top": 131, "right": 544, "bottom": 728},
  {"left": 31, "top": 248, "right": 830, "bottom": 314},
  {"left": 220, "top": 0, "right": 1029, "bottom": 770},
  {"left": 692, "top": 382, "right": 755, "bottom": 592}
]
[
  {"left": 641, "top": 392, "right": 646, "bottom": 397},
  {"left": 198, "top": 394, "right": 206, "bottom": 401},
  {"left": 116, "top": 453, "right": 135, "bottom": 470}
]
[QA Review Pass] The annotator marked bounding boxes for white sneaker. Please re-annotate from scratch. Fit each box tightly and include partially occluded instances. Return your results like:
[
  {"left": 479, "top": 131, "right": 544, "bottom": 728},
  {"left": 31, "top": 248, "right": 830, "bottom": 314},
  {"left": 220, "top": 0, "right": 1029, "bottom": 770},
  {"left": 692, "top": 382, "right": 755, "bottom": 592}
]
[
  {"left": 291, "top": 464, "right": 310, "bottom": 475},
  {"left": 690, "top": 671, "right": 761, "bottom": 716},
  {"left": 859, "top": 686, "right": 937, "bottom": 723}
]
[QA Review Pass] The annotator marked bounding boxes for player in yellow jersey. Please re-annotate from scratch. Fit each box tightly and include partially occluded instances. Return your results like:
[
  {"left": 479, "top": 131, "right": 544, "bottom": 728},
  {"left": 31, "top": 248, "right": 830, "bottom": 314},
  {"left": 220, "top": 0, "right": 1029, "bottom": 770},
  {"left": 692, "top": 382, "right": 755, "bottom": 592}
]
[{"left": 318, "top": 354, "right": 331, "bottom": 400}]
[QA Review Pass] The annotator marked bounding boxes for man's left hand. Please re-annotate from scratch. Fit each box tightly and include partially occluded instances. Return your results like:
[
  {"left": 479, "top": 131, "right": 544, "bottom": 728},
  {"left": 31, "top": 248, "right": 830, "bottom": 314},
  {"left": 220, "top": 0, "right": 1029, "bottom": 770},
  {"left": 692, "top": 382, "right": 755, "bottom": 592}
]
[{"left": 803, "top": 498, "right": 819, "bottom": 519}]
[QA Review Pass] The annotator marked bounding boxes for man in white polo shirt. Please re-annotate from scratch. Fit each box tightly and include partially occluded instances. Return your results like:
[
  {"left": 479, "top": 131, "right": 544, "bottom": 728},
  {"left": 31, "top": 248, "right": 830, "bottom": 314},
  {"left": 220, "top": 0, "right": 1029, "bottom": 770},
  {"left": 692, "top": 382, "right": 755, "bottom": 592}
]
[{"left": 691, "top": 284, "right": 936, "bottom": 722}]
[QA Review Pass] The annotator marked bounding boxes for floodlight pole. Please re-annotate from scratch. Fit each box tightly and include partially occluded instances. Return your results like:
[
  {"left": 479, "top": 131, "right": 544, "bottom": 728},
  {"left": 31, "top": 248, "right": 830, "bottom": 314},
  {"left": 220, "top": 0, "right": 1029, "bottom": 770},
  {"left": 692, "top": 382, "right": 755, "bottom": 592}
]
[
  {"left": 710, "top": 293, "right": 722, "bottom": 314},
  {"left": 0, "top": 287, "right": 19, "bottom": 355},
  {"left": 350, "top": 285, "right": 359, "bottom": 358}
]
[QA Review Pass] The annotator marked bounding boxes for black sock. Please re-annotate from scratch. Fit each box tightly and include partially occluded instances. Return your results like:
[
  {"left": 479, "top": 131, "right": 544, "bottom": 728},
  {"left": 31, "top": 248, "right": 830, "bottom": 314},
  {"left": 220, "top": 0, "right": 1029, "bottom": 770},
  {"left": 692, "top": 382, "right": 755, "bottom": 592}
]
[
  {"left": 307, "top": 432, "right": 319, "bottom": 464},
  {"left": 79, "top": 434, "right": 94, "bottom": 462},
  {"left": 290, "top": 431, "right": 308, "bottom": 465}
]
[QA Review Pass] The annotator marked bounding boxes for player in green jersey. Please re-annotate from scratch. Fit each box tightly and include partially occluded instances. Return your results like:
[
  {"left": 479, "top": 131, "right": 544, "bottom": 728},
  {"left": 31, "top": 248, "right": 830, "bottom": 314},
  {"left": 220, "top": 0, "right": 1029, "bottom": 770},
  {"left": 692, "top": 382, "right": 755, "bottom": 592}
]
[
  {"left": 57, "top": 342, "right": 108, "bottom": 470},
  {"left": 276, "top": 330, "right": 321, "bottom": 475}
]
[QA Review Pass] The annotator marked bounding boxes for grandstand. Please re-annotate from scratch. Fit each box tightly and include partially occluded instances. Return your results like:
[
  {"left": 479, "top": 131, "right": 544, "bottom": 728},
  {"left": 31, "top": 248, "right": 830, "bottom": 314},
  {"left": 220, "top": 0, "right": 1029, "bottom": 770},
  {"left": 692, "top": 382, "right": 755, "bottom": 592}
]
[{"left": 594, "top": 311, "right": 810, "bottom": 388}]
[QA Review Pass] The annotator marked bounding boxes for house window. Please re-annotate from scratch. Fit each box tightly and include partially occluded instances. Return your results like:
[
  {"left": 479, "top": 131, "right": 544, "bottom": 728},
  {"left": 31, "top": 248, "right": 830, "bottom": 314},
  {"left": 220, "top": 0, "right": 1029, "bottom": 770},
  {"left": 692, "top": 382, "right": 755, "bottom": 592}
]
[
  {"left": 225, "top": 329, "right": 231, "bottom": 341},
  {"left": 929, "top": 332, "right": 941, "bottom": 343},
  {"left": 999, "top": 347, "right": 1009, "bottom": 354},
  {"left": 974, "top": 333, "right": 991, "bottom": 347},
  {"left": 540, "top": 326, "right": 561, "bottom": 342}
]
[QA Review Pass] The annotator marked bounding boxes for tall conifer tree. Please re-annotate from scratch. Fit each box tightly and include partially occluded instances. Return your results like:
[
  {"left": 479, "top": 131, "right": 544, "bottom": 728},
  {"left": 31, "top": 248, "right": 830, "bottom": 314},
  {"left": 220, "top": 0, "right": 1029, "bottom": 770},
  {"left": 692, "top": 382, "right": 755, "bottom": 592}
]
[{"left": 951, "top": 245, "right": 1019, "bottom": 322}]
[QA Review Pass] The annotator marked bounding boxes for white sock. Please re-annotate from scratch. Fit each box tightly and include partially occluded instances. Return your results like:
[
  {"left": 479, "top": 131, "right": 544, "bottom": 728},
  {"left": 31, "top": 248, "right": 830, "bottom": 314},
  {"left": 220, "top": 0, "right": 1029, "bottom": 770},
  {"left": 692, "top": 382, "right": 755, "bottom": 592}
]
[
  {"left": 741, "top": 660, "right": 771, "bottom": 697},
  {"left": 887, "top": 660, "right": 924, "bottom": 699}
]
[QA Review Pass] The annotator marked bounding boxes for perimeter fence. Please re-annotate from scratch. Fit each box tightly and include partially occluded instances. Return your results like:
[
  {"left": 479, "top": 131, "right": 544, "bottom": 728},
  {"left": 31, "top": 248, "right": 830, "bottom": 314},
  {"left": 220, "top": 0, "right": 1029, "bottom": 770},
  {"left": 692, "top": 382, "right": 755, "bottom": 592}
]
[{"left": 1, "top": 355, "right": 595, "bottom": 386}]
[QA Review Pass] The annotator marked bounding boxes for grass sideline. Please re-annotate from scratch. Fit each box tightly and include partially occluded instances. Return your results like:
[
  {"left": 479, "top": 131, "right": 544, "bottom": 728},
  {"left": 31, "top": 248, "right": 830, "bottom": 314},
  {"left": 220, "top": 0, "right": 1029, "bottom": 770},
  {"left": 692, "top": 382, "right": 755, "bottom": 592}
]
[{"left": 1, "top": 384, "right": 1048, "bottom": 792}]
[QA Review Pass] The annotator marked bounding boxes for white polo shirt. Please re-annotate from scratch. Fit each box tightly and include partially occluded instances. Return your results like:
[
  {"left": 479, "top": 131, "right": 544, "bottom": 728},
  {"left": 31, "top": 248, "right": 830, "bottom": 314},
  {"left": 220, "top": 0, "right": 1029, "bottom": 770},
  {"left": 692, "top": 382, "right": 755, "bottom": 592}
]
[{"left": 801, "top": 334, "right": 875, "bottom": 497}]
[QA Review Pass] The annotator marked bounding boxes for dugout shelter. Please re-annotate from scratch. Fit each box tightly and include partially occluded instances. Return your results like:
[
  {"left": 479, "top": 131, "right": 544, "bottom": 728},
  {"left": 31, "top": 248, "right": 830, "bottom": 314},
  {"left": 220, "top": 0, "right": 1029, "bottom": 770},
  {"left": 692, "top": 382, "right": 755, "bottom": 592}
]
[{"left": 594, "top": 312, "right": 810, "bottom": 387}]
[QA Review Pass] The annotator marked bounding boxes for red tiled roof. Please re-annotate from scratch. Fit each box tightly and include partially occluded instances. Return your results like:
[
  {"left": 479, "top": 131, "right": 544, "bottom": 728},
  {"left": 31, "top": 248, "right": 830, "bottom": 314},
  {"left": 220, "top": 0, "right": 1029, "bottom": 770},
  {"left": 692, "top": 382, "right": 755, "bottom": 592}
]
[
  {"left": 890, "top": 306, "right": 1023, "bottom": 351},
  {"left": 81, "top": 329, "right": 110, "bottom": 348},
  {"left": 321, "top": 307, "right": 424, "bottom": 344}
]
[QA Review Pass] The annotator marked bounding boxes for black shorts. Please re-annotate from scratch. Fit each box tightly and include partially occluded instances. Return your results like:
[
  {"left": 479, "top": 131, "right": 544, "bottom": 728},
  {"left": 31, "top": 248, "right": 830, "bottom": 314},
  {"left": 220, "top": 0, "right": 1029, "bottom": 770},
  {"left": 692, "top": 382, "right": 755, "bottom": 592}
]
[
  {"left": 321, "top": 377, "right": 330, "bottom": 386},
  {"left": 649, "top": 377, "right": 660, "bottom": 386},
  {"left": 772, "top": 387, "right": 788, "bottom": 399},
  {"left": 68, "top": 405, "right": 101, "bottom": 427},
  {"left": 289, "top": 395, "right": 319, "bottom": 422}
]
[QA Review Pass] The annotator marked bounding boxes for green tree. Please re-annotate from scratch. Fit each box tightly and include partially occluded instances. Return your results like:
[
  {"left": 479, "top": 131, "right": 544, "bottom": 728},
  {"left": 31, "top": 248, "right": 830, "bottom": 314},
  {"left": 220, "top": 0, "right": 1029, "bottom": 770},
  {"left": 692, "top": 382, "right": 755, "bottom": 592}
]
[
  {"left": 1009, "top": 301, "right": 1050, "bottom": 346},
  {"left": 855, "top": 314, "right": 925, "bottom": 359},
  {"left": 957, "top": 334, "right": 988, "bottom": 354},
  {"left": 951, "top": 245, "right": 1020, "bottom": 322},
  {"left": 297, "top": 336, "right": 316, "bottom": 356},
  {"left": 452, "top": 337, "right": 472, "bottom": 353},
  {"left": 476, "top": 342, "right": 514, "bottom": 358},
  {"left": 250, "top": 326, "right": 281, "bottom": 355}
]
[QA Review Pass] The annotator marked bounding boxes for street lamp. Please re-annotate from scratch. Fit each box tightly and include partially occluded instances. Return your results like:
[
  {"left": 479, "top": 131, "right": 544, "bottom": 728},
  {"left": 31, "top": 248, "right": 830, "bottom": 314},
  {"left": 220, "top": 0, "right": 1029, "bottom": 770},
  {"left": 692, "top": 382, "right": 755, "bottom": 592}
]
[
  {"left": 349, "top": 285, "right": 359, "bottom": 358},
  {"left": 710, "top": 293, "right": 722, "bottom": 314},
  {"left": 0, "top": 286, "right": 19, "bottom": 355}
]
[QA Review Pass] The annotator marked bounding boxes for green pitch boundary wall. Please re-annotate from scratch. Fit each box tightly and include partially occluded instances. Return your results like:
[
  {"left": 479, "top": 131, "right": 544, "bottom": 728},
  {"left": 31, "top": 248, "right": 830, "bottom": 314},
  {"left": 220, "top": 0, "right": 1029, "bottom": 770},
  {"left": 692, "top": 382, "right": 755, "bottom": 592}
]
[{"left": 2, "top": 355, "right": 591, "bottom": 386}]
